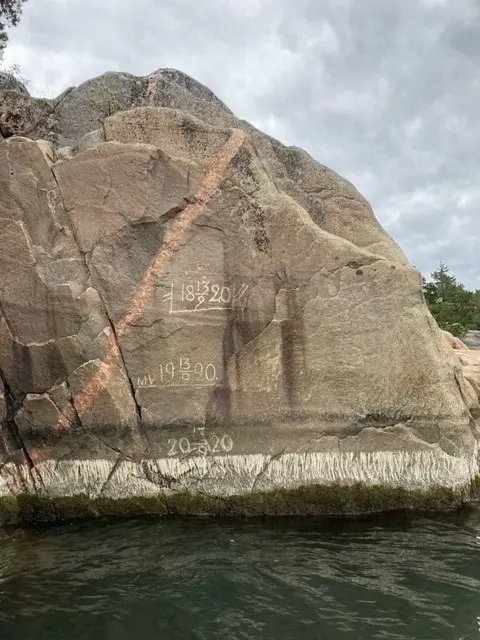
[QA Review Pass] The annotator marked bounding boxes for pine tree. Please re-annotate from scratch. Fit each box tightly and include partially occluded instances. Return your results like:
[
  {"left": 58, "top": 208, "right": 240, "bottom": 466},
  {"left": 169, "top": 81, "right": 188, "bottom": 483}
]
[{"left": 423, "top": 263, "right": 480, "bottom": 337}]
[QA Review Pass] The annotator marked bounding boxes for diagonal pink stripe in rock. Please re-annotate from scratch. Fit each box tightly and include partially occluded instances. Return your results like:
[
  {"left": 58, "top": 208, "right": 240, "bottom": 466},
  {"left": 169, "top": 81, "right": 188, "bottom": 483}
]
[{"left": 47, "top": 129, "right": 247, "bottom": 455}]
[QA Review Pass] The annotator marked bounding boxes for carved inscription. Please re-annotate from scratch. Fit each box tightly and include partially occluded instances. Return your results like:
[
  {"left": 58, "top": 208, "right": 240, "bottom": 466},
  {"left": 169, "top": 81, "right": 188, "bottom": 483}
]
[
  {"left": 167, "top": 427, "right": 234, "bottom": 457},
  {"left": 162, "top": 277, "right": 249, "bottom": 314},
  {"left": 137, "top": 358, "right": 218, "bottom": 388}
]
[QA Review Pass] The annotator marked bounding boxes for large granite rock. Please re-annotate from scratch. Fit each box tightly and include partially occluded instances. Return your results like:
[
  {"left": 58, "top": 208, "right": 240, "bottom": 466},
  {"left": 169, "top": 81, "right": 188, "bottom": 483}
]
[
  {"left": 442, "top": 331, "right": 480, "bottom": 411},
  {"left": 0, "top": 69, "right": 478, "bottom": 523}
]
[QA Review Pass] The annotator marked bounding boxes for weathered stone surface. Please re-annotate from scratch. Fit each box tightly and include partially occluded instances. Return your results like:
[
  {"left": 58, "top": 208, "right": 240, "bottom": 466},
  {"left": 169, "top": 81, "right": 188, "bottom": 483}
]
[
  {"left": 76, "top": 128, "right": 105, "bottom": 154},
  {"left": 0, "top": 69, "right": 479, "bottom": 523},
  {"left": 0, "top": 74, "right": 51, "bottom": 139},
  {"left": 442, "top": 330, "right": 480, "bottom": 414},
  {"left": 0, "top": 378, "right": 6, "bottom": 430}
]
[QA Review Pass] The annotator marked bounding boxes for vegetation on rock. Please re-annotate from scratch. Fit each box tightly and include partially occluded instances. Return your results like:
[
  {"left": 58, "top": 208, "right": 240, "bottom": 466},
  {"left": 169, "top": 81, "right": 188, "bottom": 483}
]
[
  {"left": 0, "top": 480, "right": 474, "bottom": 526},
  {"left": 423, "top": 263, "right": 480, "bottom": 337},
  {"left": 88, "top": 86, "right": 122, "bottom": 119}
]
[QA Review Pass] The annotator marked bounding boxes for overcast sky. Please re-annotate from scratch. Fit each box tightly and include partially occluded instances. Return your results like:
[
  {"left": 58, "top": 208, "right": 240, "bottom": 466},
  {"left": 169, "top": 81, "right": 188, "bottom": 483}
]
[{"left": 2, "top": 0, "right": 480, "bottom": 289}]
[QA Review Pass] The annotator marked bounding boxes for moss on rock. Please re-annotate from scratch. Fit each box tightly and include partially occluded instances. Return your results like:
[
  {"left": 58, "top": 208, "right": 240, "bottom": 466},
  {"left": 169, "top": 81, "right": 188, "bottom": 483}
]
[
  {"left": 0, "top": 479, "right": 477, "bottom": 526},
  {"left": 470, "top": 475, "right": 480, "bottom": 499},
  {"left": 0, "top": 495, "right": 17, "bottom": 523}
]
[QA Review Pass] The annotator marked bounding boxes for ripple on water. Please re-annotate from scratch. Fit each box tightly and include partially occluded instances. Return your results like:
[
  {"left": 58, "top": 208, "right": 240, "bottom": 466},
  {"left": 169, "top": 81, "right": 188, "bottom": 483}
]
[{"left": 0, "top": 511, "right": 480, "bottom": 639}]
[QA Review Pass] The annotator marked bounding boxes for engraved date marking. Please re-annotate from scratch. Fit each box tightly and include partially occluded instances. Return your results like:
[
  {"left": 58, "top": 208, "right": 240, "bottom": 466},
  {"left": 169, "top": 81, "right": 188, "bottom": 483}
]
[
  {"left": 167, "top": 433, "right": 234, "bottom": 457},
  {"left": 137, "top": 358, "right": 217, "bottom": 388},
  {"left": 162, "top": 277, "right": 248, "bottom": 314}
]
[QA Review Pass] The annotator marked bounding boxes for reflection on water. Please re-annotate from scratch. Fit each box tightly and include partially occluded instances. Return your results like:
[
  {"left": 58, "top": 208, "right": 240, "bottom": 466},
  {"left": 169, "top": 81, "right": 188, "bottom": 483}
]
[{"left": 1, "top": 509, "right": 480, "bottom": 639}]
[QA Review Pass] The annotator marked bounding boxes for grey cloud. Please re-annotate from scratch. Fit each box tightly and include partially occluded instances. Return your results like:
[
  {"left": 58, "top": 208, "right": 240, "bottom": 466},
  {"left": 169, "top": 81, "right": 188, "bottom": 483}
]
[{"left": 3, "top": 0, "right": 480, "bottom": 289}]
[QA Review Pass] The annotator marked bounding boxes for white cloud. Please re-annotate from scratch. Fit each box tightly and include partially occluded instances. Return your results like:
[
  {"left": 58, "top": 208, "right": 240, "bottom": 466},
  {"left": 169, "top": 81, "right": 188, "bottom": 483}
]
[{"left": 2, "top": 0, "right": 479, "bottom": 289}]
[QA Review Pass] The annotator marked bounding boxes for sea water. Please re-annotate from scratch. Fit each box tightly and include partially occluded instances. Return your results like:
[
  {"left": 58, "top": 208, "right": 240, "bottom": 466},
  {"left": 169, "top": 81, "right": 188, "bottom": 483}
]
[{"left": 1, "top": 510, "right": 479, "bottom": 639}]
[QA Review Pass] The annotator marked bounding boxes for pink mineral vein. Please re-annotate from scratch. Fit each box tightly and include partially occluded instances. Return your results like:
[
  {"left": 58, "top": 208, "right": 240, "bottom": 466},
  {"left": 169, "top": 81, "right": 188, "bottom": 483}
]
[
  {"left": 146, "top": 72, "right": 159, "bottom": 103},
  {"left": 43, "top": 129, "right": 247, "bottom": 463}
]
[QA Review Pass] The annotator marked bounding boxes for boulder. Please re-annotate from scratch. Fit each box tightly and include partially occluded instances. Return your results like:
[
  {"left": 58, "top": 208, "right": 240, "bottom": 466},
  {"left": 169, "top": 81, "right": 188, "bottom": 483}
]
[
  {"left": 0, "top": 73, "right": 52, "bottom": 139},
  {"left": 0, "top": 69, "right": 478, "bottom": 522},
  {"left": 442, "top": 330, "right": 480, "bottom": 415}
]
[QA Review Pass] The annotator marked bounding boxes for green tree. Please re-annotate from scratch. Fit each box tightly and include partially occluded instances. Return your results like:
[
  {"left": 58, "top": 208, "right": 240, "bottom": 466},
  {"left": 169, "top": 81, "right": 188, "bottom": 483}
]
[
  {"left": 471, "top": 289, "right": 480, "bottom": 328},
  {"left": 423, "top": 263, "right": 480, "bottom": 337},
  {"left": 0, "top": 1, "right": 27, "bottom": 60}
]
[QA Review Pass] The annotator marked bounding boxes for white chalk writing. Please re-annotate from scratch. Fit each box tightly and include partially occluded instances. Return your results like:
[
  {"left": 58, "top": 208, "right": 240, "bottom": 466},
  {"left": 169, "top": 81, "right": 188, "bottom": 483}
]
[
  {"left": 136, "top": 358, "right": 218, "bottom": 388},
  {"left": 167, "top": 432, "right": 234, "bottom": 457},
  {"left": 162, "top": 277, "right": 248, "bottom": 314}
]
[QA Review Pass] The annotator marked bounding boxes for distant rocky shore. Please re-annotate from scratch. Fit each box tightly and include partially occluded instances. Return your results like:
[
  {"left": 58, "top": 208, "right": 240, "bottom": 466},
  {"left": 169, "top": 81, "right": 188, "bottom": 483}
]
[{"left": 464, "top": 331, "right": 480, "bottom": 350}]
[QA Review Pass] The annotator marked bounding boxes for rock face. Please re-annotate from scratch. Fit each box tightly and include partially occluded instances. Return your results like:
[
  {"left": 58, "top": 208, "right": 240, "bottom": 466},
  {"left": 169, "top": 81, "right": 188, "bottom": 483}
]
[
  {"left": 0, "top": 69, "right": 479, "bottom": 523},
  {"left": 442, "top": 331, "right": 480, "bottom": 412}
]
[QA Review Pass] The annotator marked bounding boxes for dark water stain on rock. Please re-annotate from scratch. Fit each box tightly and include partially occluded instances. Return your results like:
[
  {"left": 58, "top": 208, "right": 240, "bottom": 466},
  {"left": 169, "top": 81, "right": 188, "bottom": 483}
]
[
  {"left": 280, "top": 288, "right": 306, "bottom": 412},
  {"left": 12, "top": 342, "right": 33, "bottom": 393}
]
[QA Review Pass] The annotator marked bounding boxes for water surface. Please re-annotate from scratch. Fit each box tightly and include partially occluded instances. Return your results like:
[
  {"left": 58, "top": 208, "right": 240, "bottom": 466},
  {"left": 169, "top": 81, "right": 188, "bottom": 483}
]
[{"left": 1, "top": 510, "right": 480, "bottom": 639}]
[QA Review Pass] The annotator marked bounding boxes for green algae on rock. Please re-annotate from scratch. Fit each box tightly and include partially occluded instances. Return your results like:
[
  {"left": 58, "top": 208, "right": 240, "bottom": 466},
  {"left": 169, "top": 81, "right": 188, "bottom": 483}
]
[{"left": 0, "top": 479, "right": 477, "bottom": 527}]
